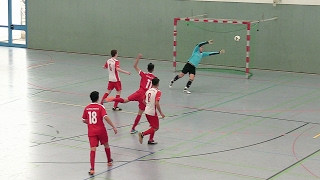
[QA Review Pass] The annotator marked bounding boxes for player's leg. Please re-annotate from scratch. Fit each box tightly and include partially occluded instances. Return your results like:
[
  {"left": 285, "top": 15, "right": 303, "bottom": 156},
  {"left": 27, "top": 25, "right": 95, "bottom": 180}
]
[
  {"left": 113, "top": 97, "right": 130, "bottom": 103},
  {"left": 101, "top": 82, "right": 113, "bottom": 104},
  {"left": 100, "top": 133, "right": 113, "bottom": 166},
  {"left": 131, "top": 108, "right": 144, "bottom": 134},
  {"left": 88, "top": 136, "right": 99, "bottom": 175},
  {"left": 113, "top": 89, "right": 140, "bottom": 104},
  {"left": 147, "top": 115, "right": 159, "bottom": 145},
  {"left": 169, "top": 63, "right": 188, "bottom": 87},
  {"left": 130, "top": 92, "right": 145, "bottom": 133},
  {"left": 112, "top": 82, "right": 122, "bottom": 111},
  {"left": 183, "top": 66, "right": 196, "bottom": 94},
  {"left": 138, "top": 114, "right": 158, "bottom": 144}
]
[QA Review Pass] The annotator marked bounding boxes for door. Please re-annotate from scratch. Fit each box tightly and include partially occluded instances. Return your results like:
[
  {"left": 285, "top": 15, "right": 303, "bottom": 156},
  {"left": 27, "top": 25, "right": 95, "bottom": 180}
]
[{"left": 0, "top": 0, "right": 27, "bottom": 47}]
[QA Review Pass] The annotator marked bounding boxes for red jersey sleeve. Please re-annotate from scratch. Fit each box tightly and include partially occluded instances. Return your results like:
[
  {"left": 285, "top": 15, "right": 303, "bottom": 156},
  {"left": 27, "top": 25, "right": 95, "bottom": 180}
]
[
  {"left": 100, "top": 105, "right": 107, "bottom": 118},
  {"left": 115, "top": 60, "right": 120, "bottom": 69},
  {"left": 139, "top": 70, "right": 146, "bottom": 78},
  {"left": 104, "top": 61, "right": 108, "bottom": 68},
  {"left": 155, "top": 90, "right": 161, "bottom": 101}
]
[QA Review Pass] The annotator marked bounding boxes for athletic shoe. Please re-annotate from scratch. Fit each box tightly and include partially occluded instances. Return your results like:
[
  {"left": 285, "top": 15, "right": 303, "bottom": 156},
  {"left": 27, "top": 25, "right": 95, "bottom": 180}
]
[
  {"left": 108, "top": 159, "right": 113, "bottom": 166},
  {"left": 169, "top": 80, "right": 174, "bottom": 88},
  {"left": 183, "top": 88, "right": 191, "bottom": 94},
  {"left": 148, "top": 140, "right": 158, "bottom": 145},
  {"left": 112, "top": 107, "right": 122, "bottom": 111},
  {"left": 138, "top": 132, "right": 144, "bottom": 144},
  {"left": 88, "top": 169, "right": 94, "bottom": 175},
  {"left": 130, "top": 129, "right": 138, "bottom": 134}
]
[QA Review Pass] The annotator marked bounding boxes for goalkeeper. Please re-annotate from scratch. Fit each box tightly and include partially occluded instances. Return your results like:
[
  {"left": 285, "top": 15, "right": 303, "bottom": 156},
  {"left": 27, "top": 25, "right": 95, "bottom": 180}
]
[{"left": 169, "top": 39, "right": 225, "bottom": 94}]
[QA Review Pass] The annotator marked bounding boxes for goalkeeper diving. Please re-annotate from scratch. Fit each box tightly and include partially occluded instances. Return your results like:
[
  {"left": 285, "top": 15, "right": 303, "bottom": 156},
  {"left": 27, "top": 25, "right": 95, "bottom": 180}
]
[{"left": 169, "top": 39, "right": 225, "bottom": 94}]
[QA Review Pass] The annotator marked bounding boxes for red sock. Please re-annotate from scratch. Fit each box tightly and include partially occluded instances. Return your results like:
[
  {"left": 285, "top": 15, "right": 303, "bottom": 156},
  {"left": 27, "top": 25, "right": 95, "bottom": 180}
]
[
  {"left": 105, "top": 147, "right": 111, "bottom": 162},
  {"left": 143, "top": 127, "right": 155, "bottom": 136},
  {"left": 113, "top": 95, "right": 121, "bottom": 108},
  {"left": 101, "top": 93, "right": 109, "bottom": 104},
  {"left": 90, "top": 150, "right": 96, "bottom": 170},
  {"left": 131, "top": 115, "right": 141, "bottom": 130},
  {"left": 113, "top": 97, "right": 124, "bottom": 103},
  {"left": 149, "top": 132, "right": 155, "bottom": 142}
]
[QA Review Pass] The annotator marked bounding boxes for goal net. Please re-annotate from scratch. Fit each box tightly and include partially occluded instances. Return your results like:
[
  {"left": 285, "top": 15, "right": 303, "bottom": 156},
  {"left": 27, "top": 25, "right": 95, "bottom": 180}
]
[{"left": 173, "top": 17, "right": 259, "bottom": 79}]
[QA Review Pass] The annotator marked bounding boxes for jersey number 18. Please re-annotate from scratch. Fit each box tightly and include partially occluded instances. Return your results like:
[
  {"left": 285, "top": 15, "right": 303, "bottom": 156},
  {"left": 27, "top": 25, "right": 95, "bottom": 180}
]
[{"left": 88, "top": 111, "right": 97, "bottom": 124}]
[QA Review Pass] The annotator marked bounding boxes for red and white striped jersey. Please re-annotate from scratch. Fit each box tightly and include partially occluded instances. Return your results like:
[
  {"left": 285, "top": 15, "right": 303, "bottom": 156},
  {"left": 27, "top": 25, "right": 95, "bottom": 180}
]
[
  {"left": 145, "top": 87, "right": 161, "bottom": 116},
  {"left": 104, "top": 58, "right": 120, "bottom": 82}
]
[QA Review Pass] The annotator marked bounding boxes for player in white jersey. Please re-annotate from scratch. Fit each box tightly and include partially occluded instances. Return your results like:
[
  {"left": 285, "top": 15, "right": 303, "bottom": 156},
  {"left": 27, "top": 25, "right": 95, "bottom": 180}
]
[
  {"left": 138, "top": 77, "right": 165, "bottom": 145},
  {"left": 100, "top": 50, "right": 130, "bottom": 111}
]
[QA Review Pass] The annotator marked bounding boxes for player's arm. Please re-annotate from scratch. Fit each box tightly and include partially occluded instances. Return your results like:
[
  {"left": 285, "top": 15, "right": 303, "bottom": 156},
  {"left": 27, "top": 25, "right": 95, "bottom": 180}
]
[
  {"left": 115, "top": 61, "right": 130, "bottom": 75},
  {"left": 193, "top": 39, "right": 214, "bottom": 53},
  {"left": 155, "top": 91, "right": 165, "bottom": 118},
  {"left": 116, "top": 67, "right": 131, "bottom": 75},
  {"left": 82, "top": 110, "right": 88, "bottom": 124},
  {"left": 133, "top": 53, "right": 143, "bottom": 73},
  {"left": 104, "top": 115, "right": 118, "bottom": 134},
  {"left": 202, "top": 49, "right": 225, "bottom": 57},
  {"left": 155, "top": 100, "right": 165, "bottom": 118},
  {"left": 82, "top": 118, "right": 88, "bottom": 124},
  {"left": 103, "top": 62, "right": 108, "bottom": 69}
]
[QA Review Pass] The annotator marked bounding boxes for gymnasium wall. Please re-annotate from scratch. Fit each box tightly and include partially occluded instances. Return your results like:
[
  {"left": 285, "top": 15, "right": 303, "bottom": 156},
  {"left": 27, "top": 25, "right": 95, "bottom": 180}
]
[{"left": 27, "top": 0, "right": 320, "bottom": 74}]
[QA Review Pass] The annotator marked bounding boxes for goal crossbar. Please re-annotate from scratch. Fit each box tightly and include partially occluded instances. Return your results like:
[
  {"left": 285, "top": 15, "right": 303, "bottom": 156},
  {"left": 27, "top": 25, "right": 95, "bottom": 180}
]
[{"left": 173, "top": 16, "right": 277, "bottom": 79}]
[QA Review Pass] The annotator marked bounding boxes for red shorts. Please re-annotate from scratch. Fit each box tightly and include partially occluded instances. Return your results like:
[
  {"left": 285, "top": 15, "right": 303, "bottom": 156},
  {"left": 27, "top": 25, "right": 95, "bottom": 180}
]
[
  {"left": 128, "top": 89, "right": 146, "bottom": 110},
  {"left": 146, "top": 114, "right": 159, "bottom": 129},
  {"left": 88, "top": 132, "right": 109, "bottom": 147},
  {"left": 108, "top": 81, "right": 122, "bottom": 91}
]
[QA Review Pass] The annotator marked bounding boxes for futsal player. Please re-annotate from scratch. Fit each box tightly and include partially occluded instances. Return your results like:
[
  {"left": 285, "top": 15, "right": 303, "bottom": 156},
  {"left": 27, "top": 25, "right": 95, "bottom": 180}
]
[
  {"left": 138, "top": 77, "right": 165, "bottom": 145},
  {"left": 82, "top": 91, "right": 118, "bottom": 175},
  {"left": 112, "top": 53, "right": 156, "bottom": 134},
  {"left": 169, "top": 40, "right": 225, "bottom": 94},
  {"left": 100, "top": 49, "right": 131, "bottom": 111}
]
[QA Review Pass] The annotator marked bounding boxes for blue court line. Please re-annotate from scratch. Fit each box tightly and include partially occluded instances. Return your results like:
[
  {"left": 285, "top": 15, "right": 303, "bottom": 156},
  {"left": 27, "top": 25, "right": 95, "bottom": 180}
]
[{"left": 83, "top": 152, "right": 154, "bottom": 180}]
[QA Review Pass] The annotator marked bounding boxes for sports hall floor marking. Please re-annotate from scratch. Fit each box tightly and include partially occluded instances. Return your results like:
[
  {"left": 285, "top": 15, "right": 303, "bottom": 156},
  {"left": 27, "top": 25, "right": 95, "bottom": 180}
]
[
  {"left": 137, "top": 75, "right": 320, "bottom": 178},
  {"left": 313, "top": 133, "right": 320, "bottom": 139}
]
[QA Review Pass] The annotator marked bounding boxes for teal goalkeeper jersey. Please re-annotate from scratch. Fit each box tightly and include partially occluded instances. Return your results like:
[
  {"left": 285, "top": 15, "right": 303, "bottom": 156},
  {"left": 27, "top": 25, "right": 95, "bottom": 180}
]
[{"left": 187, "top": 41, "right": 219, "bottom": 67}]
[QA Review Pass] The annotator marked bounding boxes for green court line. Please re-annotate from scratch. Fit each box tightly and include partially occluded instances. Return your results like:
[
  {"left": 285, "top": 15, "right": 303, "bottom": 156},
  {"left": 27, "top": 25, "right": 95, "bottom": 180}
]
[
  {"left": 141, "top": 76, "right": 316, "bottom": 161},
  {"left": 139, "top": 76, "right": 295, "bottom": 160},
  {"left": 157, "top": 159, "right": 265, "bottom": 180},
  {"left": 162, "top": 73, "right": 294, "bottom": 126},
  {"left": 175, "top": 86, "right": 320, "bottom": 156}
]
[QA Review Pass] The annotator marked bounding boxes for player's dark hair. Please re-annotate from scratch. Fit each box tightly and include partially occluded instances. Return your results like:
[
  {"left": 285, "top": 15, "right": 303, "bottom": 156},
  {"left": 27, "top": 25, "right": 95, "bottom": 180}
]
[
  {"left": 152, "top": 77, "right": 159, "bottom": 86},
  {"left": 111, "top": 50, "right": 117, "bottom": 57},
  {"left": 90, "top": 91, "right": 99, "bottom": 102},
  {"left": 147, "top": 63, "right": 154, "bottom": 72}
]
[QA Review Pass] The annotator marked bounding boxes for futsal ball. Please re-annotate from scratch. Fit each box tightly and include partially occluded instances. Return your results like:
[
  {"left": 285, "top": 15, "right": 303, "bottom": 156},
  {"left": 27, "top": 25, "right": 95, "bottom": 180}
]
[{"left": 234, "top": 35, "right": 240, "bottom": 41}]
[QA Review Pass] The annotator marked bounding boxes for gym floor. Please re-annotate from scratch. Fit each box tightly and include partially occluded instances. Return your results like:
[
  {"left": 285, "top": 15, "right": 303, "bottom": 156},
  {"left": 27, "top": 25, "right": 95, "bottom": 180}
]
[{"left": 0, "top": 46, "right": 319, "bottom": 180}]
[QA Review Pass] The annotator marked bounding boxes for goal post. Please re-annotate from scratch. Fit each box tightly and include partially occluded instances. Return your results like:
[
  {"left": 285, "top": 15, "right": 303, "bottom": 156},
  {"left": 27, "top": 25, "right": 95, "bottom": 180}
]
[{"left": 173, "top": 16, "right": 277, "bottom": 79}]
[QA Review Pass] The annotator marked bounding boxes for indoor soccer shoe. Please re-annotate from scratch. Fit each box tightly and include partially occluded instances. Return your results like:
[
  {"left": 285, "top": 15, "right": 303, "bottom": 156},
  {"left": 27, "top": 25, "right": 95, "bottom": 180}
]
[
  {"left": 183, "top": 88, "right": 191, "bottom": 94},
  {"left": 169, "top": 80, "right": 174, "bottom": 88},
  {"left": 112, "top": 107, "right": 122, "bottom": 111},
  {"left": 148, "top": 140, "right": 158, "bottom": 145},
  {"left": 88, "top": 169, "right": 94, "bottom": 175},
  {"left": 138, "top": 132, "right": 144, "bottom": 144},
  {"left": 130, "top": 129, "right": 138, "bottom": 134},
  {"left": 108, "top": 159, "right": 113, "bottom": 166}
]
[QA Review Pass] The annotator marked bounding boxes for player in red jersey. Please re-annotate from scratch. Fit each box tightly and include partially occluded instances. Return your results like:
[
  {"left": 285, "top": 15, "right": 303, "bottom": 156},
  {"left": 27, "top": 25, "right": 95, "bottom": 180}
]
[
  {"left": 112, "top": 53, "right": 156, "bottom": 134},
  {"left": 138, "top": 77, "right": 165, "bottom": 145},
  {"left": 82, "top": 91, "right": 118, "bottom": 175},
  {"left": 100, "top": 50, "right": 131, "bottom": 111}
]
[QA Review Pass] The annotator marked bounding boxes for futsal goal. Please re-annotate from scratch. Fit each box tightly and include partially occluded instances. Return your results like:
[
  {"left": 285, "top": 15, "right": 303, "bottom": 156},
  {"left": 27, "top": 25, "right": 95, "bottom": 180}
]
[{"left": 173, "top": 15, "right": 277, "bottom": 79}]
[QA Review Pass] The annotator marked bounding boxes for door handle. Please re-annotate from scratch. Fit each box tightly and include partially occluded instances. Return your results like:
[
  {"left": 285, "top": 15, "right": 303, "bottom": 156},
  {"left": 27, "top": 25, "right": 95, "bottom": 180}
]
[{"left": 10, "top": 25, "right": 14, "bottom": 29}]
